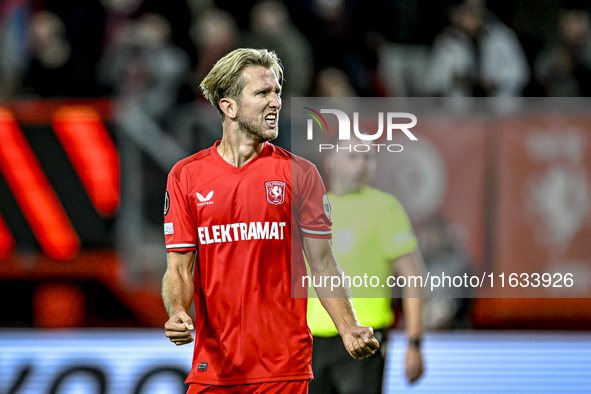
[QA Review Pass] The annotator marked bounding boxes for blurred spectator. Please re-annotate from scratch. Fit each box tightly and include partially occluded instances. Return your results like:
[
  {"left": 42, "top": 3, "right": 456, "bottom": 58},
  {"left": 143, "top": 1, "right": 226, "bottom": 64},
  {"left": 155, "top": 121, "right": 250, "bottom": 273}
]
[
  {"left": 101, "top": 0, "right": 195, "bottom": 67},
  {"left": 378, "top": 41, "right": 431, "bottom": 97},
  {"left": 19, "top": 11, "right": 73, "bottom": 97},
  {"left": 242, "top": 0, "right": 313, "bottom": 98},
  {"left": 313, "top": 67, "right": 358, "bottom": 97},
  {"left": 136, "top": 0, "right": 196, "bottom": 68},
  {"left": 99, "top": 12, "right": 190, "bottom": 118},
  {"left": 212, "top": 0, "right": 260, "bottom": 30},
  {"left": 23, "top": 0, "right": 107, "bottom": 97},
  {"left": 186, "top": 0, "right": 214, "bottom": 18},
  {"left": 535, "top": 7, "right": 591, "bottom": 96},
  {"left": 286, "top": 0, "right": 382, "bottom": 96},
  {"left": 369, "top": 0, "right": 446, "bottom": 46},
  {"left": 100, "top": 0, "right": 144, "bottom": 49},
  {"left": 417, "top": 215, "right": 472, "bottom": 329},
  {"left": 0, "top": 0, "right": 30, "bottom": 98},
  {"left": 507, "top": 0, "right": 561, "bottom": 69},
  {"left": 190, "top": 7, "right": 239, "bottom": 92},
  {"left": 426, "top": 0, "right": 530, "bottom": 97},
  {"left": 376, "top": 0, "right": 446, "bottom": 96}
]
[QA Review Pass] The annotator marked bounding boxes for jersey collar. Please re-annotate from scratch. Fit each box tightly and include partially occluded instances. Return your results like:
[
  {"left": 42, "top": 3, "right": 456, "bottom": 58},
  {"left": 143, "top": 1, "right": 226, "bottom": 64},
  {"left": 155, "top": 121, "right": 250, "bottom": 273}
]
[{"left": 211, "top": 140, "right": 271, "bottom": 175}]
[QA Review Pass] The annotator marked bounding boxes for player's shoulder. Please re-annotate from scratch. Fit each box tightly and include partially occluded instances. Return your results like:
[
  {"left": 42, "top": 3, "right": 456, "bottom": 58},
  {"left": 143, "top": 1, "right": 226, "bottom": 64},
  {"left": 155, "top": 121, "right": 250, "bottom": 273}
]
[
  {"left": 168, "top": 147, "right": 212, "bottom": 179},
  {"left": 267, "top": 143, "right": 318, "bottom": 174},
  {"left": 267, "top": 143, "right": 291, "bottom": 159}
]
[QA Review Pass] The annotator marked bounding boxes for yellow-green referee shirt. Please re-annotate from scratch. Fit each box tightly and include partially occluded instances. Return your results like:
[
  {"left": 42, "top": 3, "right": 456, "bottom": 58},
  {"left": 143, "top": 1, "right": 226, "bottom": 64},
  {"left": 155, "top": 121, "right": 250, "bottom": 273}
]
[{"left": 307, "top": 186, "right": 418, "bottom": 337}]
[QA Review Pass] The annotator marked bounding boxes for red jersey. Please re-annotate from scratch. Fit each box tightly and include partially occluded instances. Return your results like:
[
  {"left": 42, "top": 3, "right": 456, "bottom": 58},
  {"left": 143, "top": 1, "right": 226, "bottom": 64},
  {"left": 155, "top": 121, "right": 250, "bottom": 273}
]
[{"left": 164, "top": 141, "right": 331, "bottom": 385}]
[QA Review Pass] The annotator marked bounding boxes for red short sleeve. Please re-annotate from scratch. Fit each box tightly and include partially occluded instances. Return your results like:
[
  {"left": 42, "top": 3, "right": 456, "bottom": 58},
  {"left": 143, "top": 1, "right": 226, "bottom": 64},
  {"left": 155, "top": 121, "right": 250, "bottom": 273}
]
[
  {"left": 293, "top": 159, "right": 332, "bottom": 239},
  {"left": 164, "top": 172, "right": 197, "bottom": 251}
]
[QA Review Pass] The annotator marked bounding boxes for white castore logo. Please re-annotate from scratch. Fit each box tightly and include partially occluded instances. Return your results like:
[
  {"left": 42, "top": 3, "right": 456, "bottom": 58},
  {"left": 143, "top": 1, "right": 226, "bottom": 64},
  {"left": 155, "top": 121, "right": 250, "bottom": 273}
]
[{"left": 197, "top": 191, "right": 214, "bottom": 206}]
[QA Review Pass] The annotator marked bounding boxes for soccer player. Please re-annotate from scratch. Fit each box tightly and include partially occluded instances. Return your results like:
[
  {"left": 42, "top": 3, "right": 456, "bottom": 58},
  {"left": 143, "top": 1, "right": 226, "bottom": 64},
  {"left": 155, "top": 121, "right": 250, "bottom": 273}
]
[
  {"left": 161, "top": 48, "right": 379, "bottom": 394},
  {"left": 308, "top": 136, "right": 425, "bottom": 394}
]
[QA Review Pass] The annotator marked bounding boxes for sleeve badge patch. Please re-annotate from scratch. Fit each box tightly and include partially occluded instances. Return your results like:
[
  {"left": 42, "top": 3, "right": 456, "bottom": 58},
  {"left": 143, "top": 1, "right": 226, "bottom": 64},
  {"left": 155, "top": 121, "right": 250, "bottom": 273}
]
[
  {"left": 164, "top": 191, "right": 170, "bottom": 216},
  {"left": 323, "top": 194, "right": 331, "bottom": 218}
]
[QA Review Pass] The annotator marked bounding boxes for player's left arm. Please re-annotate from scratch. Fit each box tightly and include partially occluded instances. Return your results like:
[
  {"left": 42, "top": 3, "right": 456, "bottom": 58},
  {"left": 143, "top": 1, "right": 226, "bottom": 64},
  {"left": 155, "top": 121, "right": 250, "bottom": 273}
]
[
  {"left": 162, "top": 251, "right": 196, "bottom": 346},
  {"left": 394, "top": 250, "right": 426, "bottom": 384},
  {"left": 303, "top": 236, "right": 380, "bottom": 360}
]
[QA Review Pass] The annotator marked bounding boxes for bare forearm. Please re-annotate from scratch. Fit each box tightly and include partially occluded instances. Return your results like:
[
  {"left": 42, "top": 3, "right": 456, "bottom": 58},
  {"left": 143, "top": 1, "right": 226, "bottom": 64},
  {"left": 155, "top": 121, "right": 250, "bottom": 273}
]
[
  {"left": 396, "top": 251, "right": 425, "bottom": 340},
  {"left": 162, "top": 252, "right": 195, "bottom": 317},
  {"left": 162, "top": 270, "right": 193, "bottom": 316},
  {"left": 310, "top": 256, "right": 352, "bottom": 299},
  {"left": 318, "top": 296, "right": 359, "bottom": 335},
  {"left": 402, "top": 296, "right": 423, "bottom": 340},
  {"left": 311, "top": 254, "right": 359, "bottom": 334}
]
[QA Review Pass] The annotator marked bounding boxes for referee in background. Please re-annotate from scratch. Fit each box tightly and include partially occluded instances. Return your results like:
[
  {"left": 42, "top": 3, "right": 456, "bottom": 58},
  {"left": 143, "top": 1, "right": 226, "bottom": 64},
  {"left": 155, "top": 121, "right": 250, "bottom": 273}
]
[{"left": 308, "top": 135, "right": 425, "bottom": 394}]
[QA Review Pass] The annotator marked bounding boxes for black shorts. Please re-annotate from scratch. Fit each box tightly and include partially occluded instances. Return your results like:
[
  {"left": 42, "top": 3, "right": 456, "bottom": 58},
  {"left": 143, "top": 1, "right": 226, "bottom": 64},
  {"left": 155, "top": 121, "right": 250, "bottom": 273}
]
[{"left": 309, "top": 329, "right": 388, "bottom": 394}]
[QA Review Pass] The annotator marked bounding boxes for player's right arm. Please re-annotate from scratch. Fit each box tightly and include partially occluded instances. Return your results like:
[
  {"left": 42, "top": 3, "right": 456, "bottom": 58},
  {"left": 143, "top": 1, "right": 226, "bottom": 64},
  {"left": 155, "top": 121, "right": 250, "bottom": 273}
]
[{"left": 162, "top": 250, "right": 195, "bottom": 346}]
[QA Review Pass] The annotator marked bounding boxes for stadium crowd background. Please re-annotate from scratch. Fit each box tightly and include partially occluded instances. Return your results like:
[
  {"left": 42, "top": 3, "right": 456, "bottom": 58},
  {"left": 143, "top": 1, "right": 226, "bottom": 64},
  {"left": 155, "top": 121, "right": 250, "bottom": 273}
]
[{"left": 3, "top": 0, "right": 591, "bottom": 102}]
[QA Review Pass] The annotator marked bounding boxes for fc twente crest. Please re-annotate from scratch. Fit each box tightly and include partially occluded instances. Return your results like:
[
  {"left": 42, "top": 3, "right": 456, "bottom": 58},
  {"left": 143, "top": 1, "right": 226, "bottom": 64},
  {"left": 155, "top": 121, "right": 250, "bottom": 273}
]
[{"left": 265, "top": 181, "right": 286, "bottom": 205}]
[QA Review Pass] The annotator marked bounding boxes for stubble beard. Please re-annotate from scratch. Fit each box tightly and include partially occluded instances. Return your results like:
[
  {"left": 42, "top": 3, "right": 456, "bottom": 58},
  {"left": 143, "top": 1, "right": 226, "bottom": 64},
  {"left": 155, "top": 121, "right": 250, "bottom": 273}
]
[{"left": 236, "top": 112, "right": 278, "bottom": 143}]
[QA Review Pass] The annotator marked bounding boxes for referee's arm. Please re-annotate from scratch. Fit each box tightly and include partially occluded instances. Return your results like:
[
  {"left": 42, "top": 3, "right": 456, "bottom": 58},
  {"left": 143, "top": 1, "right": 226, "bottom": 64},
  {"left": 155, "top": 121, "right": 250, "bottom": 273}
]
[{"left": 394, "top": 250, "right": 426, "bottom": 383}]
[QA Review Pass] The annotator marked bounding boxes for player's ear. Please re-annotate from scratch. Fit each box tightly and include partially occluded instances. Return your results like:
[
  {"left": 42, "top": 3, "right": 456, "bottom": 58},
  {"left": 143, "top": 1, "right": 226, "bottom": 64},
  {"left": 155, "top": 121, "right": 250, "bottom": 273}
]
[{"left": 220, "top": 98, "right": 237, "bottom": 119}]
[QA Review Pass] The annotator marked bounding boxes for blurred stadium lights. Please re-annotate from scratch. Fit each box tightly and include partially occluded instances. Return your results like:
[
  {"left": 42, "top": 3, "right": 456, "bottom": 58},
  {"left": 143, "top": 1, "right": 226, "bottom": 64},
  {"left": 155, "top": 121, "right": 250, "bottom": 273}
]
[
  {"left": 0, "top": 99, "right": 168, "bottom": 329},
  {"left": 0, "top": 107, "right": 80, "bottom": 260},
  {"left": 0, "top": 213, "right": 15, "bottom": 259},
  {"left": 51, "top": 106, "right": 120, "bottom": 217}
]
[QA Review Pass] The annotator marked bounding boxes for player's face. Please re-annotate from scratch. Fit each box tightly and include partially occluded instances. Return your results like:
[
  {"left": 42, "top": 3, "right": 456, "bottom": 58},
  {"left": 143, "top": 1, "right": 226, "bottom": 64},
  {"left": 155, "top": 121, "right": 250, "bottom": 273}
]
[{"left": 235, "top": 66, "right": 282, "bottom": 142}]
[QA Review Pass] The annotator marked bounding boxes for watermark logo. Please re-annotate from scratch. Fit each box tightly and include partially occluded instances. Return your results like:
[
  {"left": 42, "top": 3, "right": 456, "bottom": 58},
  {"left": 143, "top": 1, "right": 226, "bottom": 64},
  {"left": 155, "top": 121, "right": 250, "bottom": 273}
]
[
  {"left": 303, "top": 107, "right": 418, "bottom": 152},
  {"left": 302, "top": 107, "right": 328, "bottom": 138}
]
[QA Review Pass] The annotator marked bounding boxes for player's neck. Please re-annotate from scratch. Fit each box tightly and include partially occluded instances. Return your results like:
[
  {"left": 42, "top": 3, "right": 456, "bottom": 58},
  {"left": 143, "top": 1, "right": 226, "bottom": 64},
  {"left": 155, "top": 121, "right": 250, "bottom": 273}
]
[{"left": 217, "top": 130, "right": 266, "bottom": 168}]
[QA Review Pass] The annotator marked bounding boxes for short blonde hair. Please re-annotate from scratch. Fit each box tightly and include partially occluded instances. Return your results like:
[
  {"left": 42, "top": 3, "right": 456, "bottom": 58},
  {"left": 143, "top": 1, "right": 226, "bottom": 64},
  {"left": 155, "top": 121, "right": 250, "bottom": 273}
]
[{"left": 200, "top": 48, "right": 283, "bottom": 117}]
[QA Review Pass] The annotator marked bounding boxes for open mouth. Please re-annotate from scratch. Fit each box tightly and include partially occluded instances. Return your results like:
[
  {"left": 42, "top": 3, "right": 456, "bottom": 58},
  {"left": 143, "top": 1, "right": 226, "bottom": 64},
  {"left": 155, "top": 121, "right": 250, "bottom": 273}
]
[{"left": 265, "top": 113, "right": 277, "bottom": 127}]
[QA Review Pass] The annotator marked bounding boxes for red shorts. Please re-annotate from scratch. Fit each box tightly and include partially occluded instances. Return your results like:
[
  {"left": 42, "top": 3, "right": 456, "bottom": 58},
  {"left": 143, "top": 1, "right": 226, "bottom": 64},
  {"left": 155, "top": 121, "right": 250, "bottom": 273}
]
[{"left": 187, "top": 380, "right": 309, "bottom": 394}]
